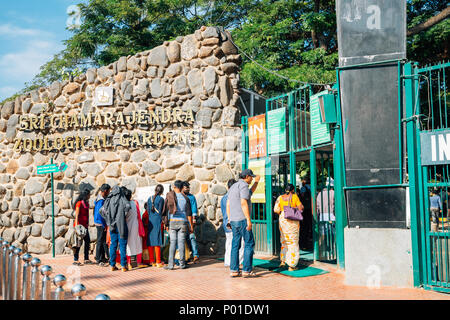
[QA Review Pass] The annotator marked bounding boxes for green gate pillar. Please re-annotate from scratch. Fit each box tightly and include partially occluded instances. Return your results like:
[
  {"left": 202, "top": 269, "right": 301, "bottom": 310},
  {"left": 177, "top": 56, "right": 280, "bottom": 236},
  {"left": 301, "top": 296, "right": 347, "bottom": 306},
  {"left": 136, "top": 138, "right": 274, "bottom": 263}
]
[
  {"left": 310, "top": 147, "right": 319, "bottom": 261},
  {"left": 334, "top": 78, "right": 347, "bottom": 269},
  {"left": 266, "top": 157, "right": 274, "bottom": 255},
  {"left": 288, "top": 93, "right": 297, "bottom": 187},
  {"left": 404, "top": 62, "right": 424, "bottom": 287},
  {"left": 241, "top": 116, "right": 248, "bottom": 170}
]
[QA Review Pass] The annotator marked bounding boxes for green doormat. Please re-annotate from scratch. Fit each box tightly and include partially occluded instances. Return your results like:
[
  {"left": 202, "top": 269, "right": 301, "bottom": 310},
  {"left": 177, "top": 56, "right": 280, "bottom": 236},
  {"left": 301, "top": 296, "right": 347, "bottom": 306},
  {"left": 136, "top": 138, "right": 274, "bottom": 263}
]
[
  {"left": 252, "top": 258, "right": 328, "bottom": 278},
  {"left": 217, "top": 258, "right": 328, "bottom": 278}
]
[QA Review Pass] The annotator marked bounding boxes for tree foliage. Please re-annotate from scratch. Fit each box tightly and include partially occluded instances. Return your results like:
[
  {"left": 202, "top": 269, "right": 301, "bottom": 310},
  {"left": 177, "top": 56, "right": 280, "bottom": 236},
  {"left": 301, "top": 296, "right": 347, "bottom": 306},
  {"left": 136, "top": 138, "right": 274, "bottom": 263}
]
[
  {"left": 407, "top": 0, "right": 450, "bottom": 64},
  {"left": 10, "top": 0, "right": 450, "bottom": 101}
]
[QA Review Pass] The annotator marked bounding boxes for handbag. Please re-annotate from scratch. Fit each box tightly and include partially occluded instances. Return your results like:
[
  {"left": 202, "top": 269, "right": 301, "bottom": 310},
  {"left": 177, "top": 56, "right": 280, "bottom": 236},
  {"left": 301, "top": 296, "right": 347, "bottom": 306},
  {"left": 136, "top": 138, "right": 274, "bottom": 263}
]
[{"left": 283, "top": 194, "right": 304, "bottom": 221}]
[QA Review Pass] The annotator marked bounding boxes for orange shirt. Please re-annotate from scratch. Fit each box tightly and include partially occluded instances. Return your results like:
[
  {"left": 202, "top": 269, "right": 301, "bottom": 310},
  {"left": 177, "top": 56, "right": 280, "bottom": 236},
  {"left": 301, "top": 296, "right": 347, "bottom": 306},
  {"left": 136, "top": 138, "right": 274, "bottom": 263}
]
[{"left": 279, "top": 194, "right": 302, "bottom": 212}]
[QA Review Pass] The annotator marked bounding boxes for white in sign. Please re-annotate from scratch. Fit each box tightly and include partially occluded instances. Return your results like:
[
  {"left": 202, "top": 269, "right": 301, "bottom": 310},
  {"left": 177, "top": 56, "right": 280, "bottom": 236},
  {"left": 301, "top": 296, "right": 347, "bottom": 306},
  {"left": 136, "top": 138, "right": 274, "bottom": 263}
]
[{"left": 431, "top": 133, "right": 450, "bottom": 162}]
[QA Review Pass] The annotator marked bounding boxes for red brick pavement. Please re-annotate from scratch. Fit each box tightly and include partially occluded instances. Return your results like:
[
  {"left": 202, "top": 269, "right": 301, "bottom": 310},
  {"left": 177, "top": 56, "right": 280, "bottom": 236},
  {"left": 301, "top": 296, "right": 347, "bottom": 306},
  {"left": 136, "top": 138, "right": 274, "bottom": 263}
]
[{"left": 24, "top": 254, "right": 450, "bottom": 300}]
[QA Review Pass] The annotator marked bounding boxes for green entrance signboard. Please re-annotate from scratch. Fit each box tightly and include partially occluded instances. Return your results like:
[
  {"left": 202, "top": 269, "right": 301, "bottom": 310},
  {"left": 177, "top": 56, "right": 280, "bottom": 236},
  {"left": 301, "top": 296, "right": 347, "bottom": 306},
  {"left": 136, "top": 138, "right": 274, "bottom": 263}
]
[
  {"left": 310, "top": 92, "right": 332, "bottom": 145},
  {"left": 267, "top": 107, "right": 287, "bottom": 154}
]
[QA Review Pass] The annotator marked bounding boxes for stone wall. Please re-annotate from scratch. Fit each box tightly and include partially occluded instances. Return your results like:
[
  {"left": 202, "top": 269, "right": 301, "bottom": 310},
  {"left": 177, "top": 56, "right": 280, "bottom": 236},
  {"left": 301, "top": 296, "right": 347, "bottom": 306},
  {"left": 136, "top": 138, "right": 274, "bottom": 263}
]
[{"left": 0, "top": 26, "right": 243, "bottom": 256}]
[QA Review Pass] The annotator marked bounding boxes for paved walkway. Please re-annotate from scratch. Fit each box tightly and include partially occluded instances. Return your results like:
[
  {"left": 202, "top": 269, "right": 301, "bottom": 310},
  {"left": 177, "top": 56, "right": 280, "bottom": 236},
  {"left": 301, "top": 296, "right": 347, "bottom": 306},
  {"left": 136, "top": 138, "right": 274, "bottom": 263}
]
[{"left": 33, "top": 254, "right": 450, "bottom": 300}]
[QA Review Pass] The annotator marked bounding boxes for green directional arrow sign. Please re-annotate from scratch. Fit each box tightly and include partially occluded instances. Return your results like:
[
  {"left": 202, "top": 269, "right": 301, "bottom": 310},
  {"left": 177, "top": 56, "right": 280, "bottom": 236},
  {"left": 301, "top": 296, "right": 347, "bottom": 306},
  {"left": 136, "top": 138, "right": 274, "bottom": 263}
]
[
  {"left": 37, "top": 164, "right": 60, "bottom": 175},
  {"left": 59, "top": 163, "right": 68, "bottom": 172}
]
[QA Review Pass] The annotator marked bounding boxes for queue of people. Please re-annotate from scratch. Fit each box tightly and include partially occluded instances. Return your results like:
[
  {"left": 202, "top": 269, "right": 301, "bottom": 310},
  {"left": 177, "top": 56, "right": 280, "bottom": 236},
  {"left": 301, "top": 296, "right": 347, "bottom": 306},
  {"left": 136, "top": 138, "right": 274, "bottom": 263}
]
[
  {"left": 70, "top": 179, "right": 201, "bottom": 272},
  {"left": 71, "top": 168, "right": 334, "bottom": 279}
]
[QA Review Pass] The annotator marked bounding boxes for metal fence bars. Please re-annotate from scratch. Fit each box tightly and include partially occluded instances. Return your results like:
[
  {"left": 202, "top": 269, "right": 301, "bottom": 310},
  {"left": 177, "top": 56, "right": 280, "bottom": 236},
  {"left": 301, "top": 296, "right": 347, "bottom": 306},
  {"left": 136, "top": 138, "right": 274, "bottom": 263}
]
[
  {"left": 241, "top": 84, "right": 342, "bottom": 265},
  {"left": 410, "top": 61, "right": 450, "bottom": 292},
  {"left": 316, "top": 151, "right": 336, "bottom": 262},
  {"left": 0, "top": 241, "right": 111, "bottom": 300}
]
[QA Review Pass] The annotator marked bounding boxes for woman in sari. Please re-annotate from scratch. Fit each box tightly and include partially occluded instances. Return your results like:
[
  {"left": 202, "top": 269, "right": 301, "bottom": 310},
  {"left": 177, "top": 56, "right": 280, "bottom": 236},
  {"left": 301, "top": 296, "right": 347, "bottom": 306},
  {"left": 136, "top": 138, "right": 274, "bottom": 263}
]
[
  {"left": 123, "top": 187, "right": 146, "bottom": 270},
  {"left": 274, "top": 184, "right": 304, "bottom": 271}
]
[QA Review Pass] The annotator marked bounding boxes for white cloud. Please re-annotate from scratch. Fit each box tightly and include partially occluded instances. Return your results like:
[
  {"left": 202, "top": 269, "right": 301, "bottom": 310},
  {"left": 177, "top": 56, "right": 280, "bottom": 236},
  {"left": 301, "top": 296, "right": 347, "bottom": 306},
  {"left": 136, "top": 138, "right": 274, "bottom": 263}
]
[
  {"left": 0, "top": 39, "right": 63, "bottom": 82},
  {"left": 0, "top": 23, "right": 65, "bottom": 100},
  {"left": 0, "top": 24, "right": 52, "bottom": 38},
  {"left": 0, "top": 86, "right": 19, "bottom": 99}
]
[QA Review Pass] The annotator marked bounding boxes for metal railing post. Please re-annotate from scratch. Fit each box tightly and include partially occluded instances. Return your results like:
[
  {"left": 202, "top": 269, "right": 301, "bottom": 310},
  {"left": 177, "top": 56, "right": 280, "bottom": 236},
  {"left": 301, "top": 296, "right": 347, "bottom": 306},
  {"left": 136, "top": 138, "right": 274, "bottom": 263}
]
[
  {"left": 21, "top": 254, "right": 32, "bottom": 300},
  {"left": 71, "top": 283, "right": 86, "bottom": 300},
  {"left": 53, "top": 275, "right": 66, "bottom": 300},
  {"left": 30, "top": 258, "right": 41, "bottom": 300},
  {"left": 40, "top": 265, "right": 52, "bottom": 300},
  {"left": 7, "top": 245, "right": 16, "bottom": 300},
  {"left": 2, "top": 241, "right": 9, "bottom": 299},
  {"left": 12, "top": 248, "right": 22, "bottom": 300}
]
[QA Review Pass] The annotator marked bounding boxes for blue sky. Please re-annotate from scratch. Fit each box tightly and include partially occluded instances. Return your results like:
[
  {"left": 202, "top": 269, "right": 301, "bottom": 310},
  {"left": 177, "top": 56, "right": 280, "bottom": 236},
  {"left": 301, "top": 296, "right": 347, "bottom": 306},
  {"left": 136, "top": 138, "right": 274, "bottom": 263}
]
[{"left": 0, "top": 0, "right": 87, "bottom": 101}]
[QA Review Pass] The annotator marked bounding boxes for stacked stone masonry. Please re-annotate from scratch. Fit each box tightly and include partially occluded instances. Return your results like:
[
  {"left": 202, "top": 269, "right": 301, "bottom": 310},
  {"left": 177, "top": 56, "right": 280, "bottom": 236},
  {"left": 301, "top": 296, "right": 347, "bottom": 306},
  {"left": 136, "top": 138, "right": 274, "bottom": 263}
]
[{"left": 0, "top": 27, "right": 243, "bottom": 256}]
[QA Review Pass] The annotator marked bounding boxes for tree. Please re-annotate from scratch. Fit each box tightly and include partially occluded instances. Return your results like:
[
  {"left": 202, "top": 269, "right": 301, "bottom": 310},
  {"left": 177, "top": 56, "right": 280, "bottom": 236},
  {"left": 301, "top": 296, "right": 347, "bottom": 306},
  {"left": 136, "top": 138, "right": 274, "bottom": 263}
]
[
  {"left": 4, "top": 0, "right": 449, "bottom": 102},
  {"left": 231, "top": 0, "right": 338, "bottom": 96},
  {"left": 407, "top": 0, "right": 450, "bottom": 64}
]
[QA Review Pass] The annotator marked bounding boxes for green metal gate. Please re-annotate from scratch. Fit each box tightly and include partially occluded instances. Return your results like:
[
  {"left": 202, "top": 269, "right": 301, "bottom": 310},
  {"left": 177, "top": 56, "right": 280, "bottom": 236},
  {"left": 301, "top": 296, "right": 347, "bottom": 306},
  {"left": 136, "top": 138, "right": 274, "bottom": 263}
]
[
  {"left": 241, "top": 85, "right": 346, "bottom": 266},
  {"left": 316, "top": 150, "right": 337, "bottom": 262},
  {"left": 407, "top": 61, "right": 450, "bottom": 292}
]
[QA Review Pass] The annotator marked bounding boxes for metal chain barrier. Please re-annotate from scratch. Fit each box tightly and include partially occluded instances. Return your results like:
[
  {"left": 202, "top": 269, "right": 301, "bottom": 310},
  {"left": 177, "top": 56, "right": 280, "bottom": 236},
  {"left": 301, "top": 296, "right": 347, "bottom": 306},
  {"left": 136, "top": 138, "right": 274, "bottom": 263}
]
[{"left": 0, "top": 242, "right": 110, "bottom": 300}]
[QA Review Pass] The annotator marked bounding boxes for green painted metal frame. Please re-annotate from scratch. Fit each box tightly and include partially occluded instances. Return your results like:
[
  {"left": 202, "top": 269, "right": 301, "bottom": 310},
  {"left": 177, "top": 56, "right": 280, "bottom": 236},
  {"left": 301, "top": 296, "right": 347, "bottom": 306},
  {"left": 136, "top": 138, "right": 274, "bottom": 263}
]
[
  {"left": 336, "top": 59, "right": 406, "bottom": 190},
  {"left": 310, "top": 147, "right": 319, "bottom": 260},
  {"left": 404, "top": 62, "right": 425, "bottom": 288},
  {"left": 334, "top": 59, "right": 409, "bottom": 270},
  {"left": 333, "top": 77, "right": 348, "bottom": 269},
  {"left": 265, "top": 85, "right": 345, "bottom": 265},
  {"left": 241, "top": 116, "right": 249, "bottom": 170},
  {"left": 241, "top": 84, "right": 346, "bottom": 266}
]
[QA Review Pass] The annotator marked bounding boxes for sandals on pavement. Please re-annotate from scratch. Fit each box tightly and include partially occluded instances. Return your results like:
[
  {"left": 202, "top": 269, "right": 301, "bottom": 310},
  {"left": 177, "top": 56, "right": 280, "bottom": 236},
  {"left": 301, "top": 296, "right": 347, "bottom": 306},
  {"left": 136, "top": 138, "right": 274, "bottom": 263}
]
[
  {"left": 84, "top": 260, "right": 94, "bottom": 265},
  {"left": 73, "top": 261, "right": 81, "bottom": 266},
  {"left": 230, "top": 271, "right": 241, "bottom": 277},
  {"left": 242, "top": 271, "right": 257, "bottom": 278}
]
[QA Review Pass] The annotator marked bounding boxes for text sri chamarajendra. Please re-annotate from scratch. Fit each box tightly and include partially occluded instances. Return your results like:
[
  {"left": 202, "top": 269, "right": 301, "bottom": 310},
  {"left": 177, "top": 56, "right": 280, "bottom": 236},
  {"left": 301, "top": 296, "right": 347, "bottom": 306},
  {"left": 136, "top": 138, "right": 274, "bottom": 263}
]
[{"left": 14, "top": 108, "right": 201, "bottom": 152}]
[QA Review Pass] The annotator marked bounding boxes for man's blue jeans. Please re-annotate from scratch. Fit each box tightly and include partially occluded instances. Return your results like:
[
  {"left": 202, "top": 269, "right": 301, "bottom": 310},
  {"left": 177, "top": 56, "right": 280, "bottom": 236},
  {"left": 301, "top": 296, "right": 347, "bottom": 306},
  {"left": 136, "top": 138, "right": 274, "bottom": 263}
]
[
  {"left": 186, "top": 227, "right": 199, "bottom": 258},
  {"left": 109, "top": 229, "right": 127, "bottom": 267},
  {"left": 189, "top": 233, "right": 199, "bottom": 258},
  {"left": 230, "top": 220, "right": 255, "bottom": 273},
  {"left": 169, "top": 221, "right": 187, "bottom": 268},
  {"left": 175, "top": 233, "right": 197, "bottom": 265}
]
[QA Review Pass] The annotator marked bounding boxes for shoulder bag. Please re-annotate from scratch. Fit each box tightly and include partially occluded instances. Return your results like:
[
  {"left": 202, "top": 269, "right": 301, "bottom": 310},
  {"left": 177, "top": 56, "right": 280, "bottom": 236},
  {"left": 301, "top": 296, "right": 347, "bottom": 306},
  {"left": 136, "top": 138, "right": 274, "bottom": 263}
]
[{"left": 283, "top": 194, "right": 304, "bottom": 221}]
